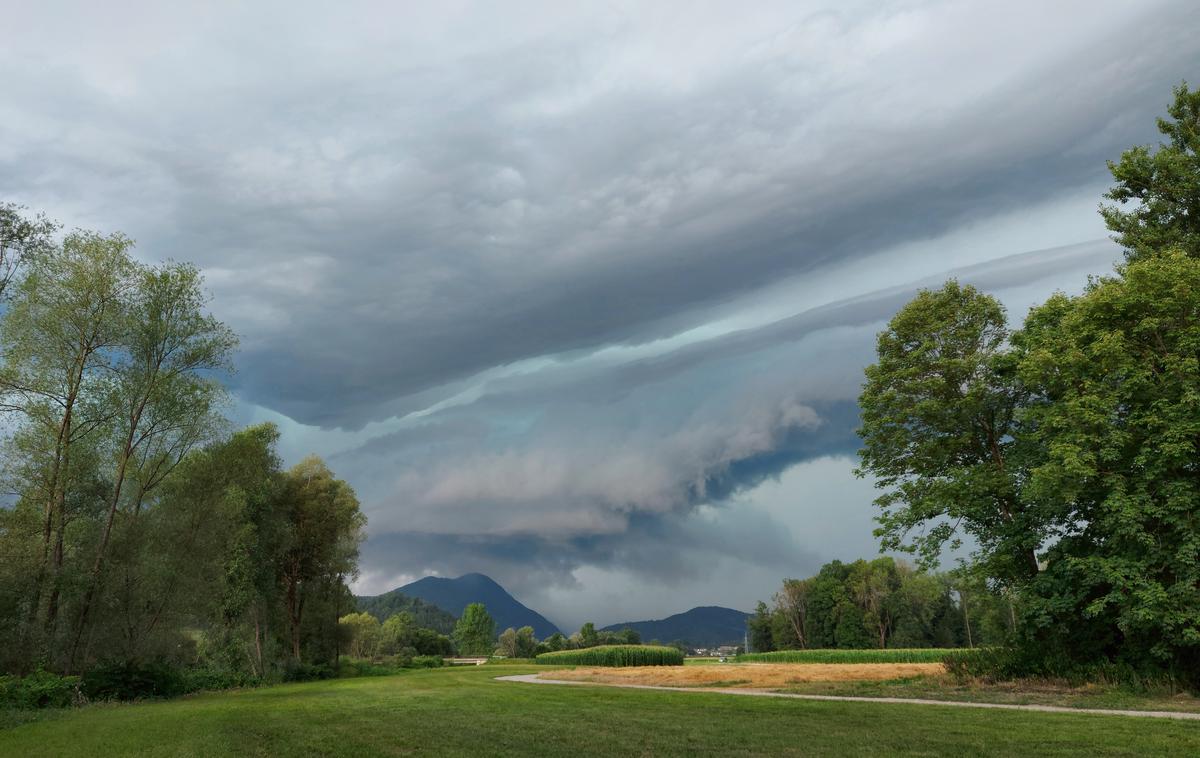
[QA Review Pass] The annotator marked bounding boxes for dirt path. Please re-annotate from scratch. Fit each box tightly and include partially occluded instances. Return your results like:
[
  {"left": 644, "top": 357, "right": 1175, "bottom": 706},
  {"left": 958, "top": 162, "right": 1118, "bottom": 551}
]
[{"left": 495, "top": 673, "right": 1200, "bottom": 721}]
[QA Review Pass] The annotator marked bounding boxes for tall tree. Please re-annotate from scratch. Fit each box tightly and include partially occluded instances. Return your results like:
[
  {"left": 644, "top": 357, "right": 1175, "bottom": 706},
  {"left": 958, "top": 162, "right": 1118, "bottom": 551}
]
[
  {"left": 857, "top": 281, "right": 1044, "bottom": 583},
  {"left": 1014, "top": 250, "right": 1200, "bottom": 678},
  {"left": 453, "top": 603, "right": 496, "bottom": 656},
  {"left": 69, "top": 260, "right": 237, "bottom": 668},
  {"left": 276, "top": 457, "right": 364, "bottom": 661},
  {"left": 1102, "top": 82, "right": 1200, "bottom": 261},
  {"left": 0, "top": 231, "right": 135, "bottom": 655}
]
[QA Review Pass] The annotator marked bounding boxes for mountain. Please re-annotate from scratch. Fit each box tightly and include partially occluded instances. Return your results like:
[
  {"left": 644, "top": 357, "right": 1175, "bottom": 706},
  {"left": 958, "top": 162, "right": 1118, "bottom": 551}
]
[
  {"left": 384, "top": 573, "right": 561, "bottom": 639},
  {"left": 355, "top": 591, "right": 458, "bottom": 634},
  {"left": 601, "top": 606, "right": 750, "bottom": 648}
]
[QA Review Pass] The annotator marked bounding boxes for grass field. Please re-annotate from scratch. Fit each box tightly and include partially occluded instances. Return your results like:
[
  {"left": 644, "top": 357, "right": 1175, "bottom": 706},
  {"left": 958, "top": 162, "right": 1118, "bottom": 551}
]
[
  {"left": 737, "top": 648, "right": 959, "bottom": 664},
  {"left": 2, "top": 664, "right": 1199, "bottom": 756},
  {"left": 544, "top": 662, "right": 945, "bottom": 687}
]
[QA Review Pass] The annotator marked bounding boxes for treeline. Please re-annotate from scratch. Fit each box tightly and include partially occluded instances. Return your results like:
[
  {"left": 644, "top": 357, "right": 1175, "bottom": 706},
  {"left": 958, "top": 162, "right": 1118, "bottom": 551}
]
[
  {"left": 855, "top": 83, "right": 1200, "bottom": 686},
  {"left": 748, "top": 558, "right": 1013, "bottom": 653},
  {"left": 0, "top": 208, "right": 364, "bottom": 688}
]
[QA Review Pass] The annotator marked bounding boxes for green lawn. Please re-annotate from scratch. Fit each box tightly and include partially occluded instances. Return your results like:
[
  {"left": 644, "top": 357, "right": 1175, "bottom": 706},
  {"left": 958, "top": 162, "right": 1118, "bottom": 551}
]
[{"left": 2, "top": 664, "right": 1198, "bottom": 757}]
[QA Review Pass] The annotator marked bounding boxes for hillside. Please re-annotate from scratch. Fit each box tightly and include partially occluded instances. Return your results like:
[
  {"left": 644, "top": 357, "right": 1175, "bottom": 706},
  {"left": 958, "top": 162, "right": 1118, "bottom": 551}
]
[
  {"left": 355, "top": 591, "right": 457, "bottom": 634},
  {"left": 390, "top": 573, "right": 561, "bottom": 639},
  {"left": 601, "top": 606, "right": 749, "bottom": 647}
]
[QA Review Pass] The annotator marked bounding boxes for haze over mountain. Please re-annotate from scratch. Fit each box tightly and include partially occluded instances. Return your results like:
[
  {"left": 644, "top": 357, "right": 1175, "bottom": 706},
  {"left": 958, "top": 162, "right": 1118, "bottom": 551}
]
[
  {"left": 391, "top": 573, "right": 561, "bottom": 639},
  {"left": 601, "top": 606, "right": 750, "bottom": 648}
]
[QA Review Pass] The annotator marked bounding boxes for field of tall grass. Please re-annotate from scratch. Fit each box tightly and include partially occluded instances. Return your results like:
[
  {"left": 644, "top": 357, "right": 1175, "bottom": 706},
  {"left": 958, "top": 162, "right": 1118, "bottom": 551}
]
[
  {"left": 535, "top": 645, "right": 684, "bottom": 667},
  {"left": 736, "top": 648, "right": 971, "bottom": 664}
]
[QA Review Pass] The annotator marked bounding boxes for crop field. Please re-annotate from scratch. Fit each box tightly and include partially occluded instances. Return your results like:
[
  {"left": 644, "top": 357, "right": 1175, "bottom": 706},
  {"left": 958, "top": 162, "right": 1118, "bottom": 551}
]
[
  {"left": 535, "top": 644, "right": 683, "bottom": 666},
  {"left": 3, "top": 664, "right": 1199, "bottom": 757},
  {"left": 738, "top": 648, "right": 962, "bottom": 664},
  {"left": 541, "top": 662, "right": 945, "bottom": 688}
]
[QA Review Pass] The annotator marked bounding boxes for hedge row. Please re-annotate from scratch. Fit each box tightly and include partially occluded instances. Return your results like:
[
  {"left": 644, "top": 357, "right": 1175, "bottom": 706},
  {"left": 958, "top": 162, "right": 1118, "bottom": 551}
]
[
  {"left": 535, "top": 645, "right": 684, "bottom": 667},
  {"left": 736, "top": 648, "right": 975, "bottom": 664}
]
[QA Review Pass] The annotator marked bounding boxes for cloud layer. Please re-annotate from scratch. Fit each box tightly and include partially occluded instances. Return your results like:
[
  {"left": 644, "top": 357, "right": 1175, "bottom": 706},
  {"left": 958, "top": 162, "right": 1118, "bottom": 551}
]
[{"left": 3, "top": 0, "right": 1196, "bottom": 626}]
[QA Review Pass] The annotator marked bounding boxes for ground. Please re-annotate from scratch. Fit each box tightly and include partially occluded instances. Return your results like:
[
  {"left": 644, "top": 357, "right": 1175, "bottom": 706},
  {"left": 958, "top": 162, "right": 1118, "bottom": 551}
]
[
  {"left": 2, "top": 663, "right": 1199, "bottom": 756},
  {"left": 546, "top": 662, "right": 946, "bottom": 687}
]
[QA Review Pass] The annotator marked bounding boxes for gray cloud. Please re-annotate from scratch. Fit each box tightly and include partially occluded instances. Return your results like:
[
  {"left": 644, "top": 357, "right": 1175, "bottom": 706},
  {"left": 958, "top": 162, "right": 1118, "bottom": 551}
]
[{"left": 2, "top": 1, "right": 1193, "bottom": 623}]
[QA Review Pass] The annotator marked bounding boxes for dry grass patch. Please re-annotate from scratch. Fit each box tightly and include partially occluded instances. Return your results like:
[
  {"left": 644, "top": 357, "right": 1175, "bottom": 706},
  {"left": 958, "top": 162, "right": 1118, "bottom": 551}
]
[{"left": 540, "top": 662, "right": 944, "bottom": 688}]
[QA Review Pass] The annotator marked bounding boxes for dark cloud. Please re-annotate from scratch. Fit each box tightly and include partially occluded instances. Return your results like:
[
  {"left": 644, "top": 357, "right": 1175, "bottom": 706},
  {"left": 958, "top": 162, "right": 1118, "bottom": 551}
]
[{"left": 2, "top": 0, "right": 1193, "bottom": 622}]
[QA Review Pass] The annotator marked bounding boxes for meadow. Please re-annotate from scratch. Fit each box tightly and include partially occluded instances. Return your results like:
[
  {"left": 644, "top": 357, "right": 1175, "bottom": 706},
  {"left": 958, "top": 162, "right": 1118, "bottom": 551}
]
[
  {"left": 737, "top": 648, "right": 958, "bottom": 664},
  {"left": 2, "top": 663, "right": 1198, "bottom": 757}
]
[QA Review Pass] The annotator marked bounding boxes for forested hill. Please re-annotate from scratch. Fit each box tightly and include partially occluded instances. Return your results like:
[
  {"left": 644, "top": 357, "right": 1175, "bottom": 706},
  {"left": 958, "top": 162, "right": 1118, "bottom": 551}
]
[
  {"left": 355, "top": 591, "right": 458, "bottom": 634},
  {"left": 601, "top": 606, "right": 750, "bottom": 647},
  {"left": 393, "top": 573, "right": 561, "bottom": 639}
]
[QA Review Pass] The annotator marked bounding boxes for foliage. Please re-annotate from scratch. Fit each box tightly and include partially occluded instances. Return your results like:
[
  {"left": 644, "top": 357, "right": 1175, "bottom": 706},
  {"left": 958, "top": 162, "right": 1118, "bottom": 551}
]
[
  {"left": 355, "top": 591, "right": 457, "bottom": 634},
  {"left": 752, "top": 558, "right": 996, "bottom": 652},
  {"left": 736, "top": 648, "right": 964, "bottom": 664},
  {"left": 0, "top": 671, "right": 79, "bottom": 709},
  {"left": 453, "top": 603, "right": 496, "bottom": 656},
  {"left": 857, "top": 281, "right": 1042, "bottom": 583},
  {"left": 1012, "top": 251, "right": 1200, "bottom": 684},
  {"left": 0, "top": 202, "right": 57, "bottom": 299},
  {"left": 80, "top": 661, "right": 190, "bottom": 701},
  {"left": 496, "top": 626, "right": 538, "bottom": 658},
  {"left": 1102, "top": 82, "right": 1200, "bottom": 261},
  {"left": 535, "top": 644, "right": 684, "bottom": 667}
]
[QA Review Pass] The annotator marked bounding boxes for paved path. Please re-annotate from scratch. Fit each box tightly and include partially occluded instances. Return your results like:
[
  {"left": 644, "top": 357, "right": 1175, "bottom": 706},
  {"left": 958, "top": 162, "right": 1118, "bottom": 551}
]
[{"left": 495, "top": 673, "right": 1200, "bottom": 721}]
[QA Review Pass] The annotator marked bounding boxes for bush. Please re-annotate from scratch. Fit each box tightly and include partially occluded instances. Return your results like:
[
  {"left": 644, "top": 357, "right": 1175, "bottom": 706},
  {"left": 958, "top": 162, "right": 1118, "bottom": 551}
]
[
  {"left": 0, "top": 671, "right": 80, "bottom": 709},
  {"left": 410, "top": 655, "right": 444, "bottom": 669},
  {"left": 179, "top": 668, "right": 259, "bottom": 693},
  {"left": 736, "top": 648, "right": 965, "bottom": 664},
  {"left": 281, "top": 661, "right": 334, "bottom": 683},
  {"left": 81, "top": 661, "right": 187, "bottom": 701},
  {"left": 535, "top": 645, "right": 683, "bottom": 667}
]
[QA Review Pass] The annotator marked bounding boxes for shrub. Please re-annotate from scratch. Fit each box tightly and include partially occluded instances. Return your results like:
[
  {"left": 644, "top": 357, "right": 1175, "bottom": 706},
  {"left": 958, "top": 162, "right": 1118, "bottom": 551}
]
[
  {"left": 736, "top": 648, "right": 970, "bottom": 664},
  {"left": 410, "top": 655, "right": 444, "bottom": 668},
  {"left": 535, "top": 645, "right": 683, "bottom": 667},
  {"left": 281, "top": 661, "right": 334, "bottom": 683},
  {"left": 81, "top": 661, "right": 187, "bottom": 701},
  {"left": 0, "top": 671, "right": 80, "bottom": 709},
  {"left": 179, "top": 667, "right": 259, "bottom": 693}
]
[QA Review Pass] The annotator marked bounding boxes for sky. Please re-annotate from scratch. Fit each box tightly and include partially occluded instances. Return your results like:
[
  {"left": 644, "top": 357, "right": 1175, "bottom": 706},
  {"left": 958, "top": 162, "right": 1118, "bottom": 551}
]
[{"left": 2, "top": 0, "right": 1198, "bottom": 631}]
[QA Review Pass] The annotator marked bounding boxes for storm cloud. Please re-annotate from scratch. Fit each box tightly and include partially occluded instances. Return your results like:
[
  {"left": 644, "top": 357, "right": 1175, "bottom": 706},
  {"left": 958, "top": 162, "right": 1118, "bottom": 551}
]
[{"left": 3, "top": 0, "right": 1196, "bottom": 626}]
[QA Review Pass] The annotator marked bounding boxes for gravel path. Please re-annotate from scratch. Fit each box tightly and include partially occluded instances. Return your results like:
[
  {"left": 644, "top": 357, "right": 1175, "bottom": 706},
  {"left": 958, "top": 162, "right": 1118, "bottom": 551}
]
[{"left": 495, "top": 673, "right": 1200, "bottom": 721}]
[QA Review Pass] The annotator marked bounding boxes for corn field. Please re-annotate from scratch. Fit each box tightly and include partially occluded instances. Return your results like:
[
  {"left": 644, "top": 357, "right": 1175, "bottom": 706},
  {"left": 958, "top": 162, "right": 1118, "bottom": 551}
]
[
  {"left": 535, "top": 645, "right": 684, "bottom": 667},
  {"left": 736, "top": 648, "right": 975, "bottom": 664}
]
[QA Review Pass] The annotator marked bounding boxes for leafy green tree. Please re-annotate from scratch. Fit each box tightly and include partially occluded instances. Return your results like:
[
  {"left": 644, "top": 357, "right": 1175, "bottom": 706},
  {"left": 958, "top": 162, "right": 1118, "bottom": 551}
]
[
  {"left": 776, "top": 578, "right": 814, "bottom": 649},
  {"left": 276, "top": 457, "right": 365, "bottom": 661},
  {"left": 453, "top": 603, "right": 496, "bottom": 656},
  {"left": 544, "top": 632, "right": 568, "bottom": 652},
  {"left": 1102, "top": 82, "right": 1200, "bottom": 261},
  {"left": 0, "top": 203, "right": 57, "bottom": 299},
  {"left": 857, "top": 281, "right": 1044, "bottom": 583},
  {"left": 340, "top": 612, "right": 382, "bottom": 659},
  {"left": 1014, "top": 251, "right": 1200, "bottom": 678},
  {"left": 747, "top": 602, "right": 774, "bottom": 653},
  {"left": 577, "top": 622, "right": 599, "bottom": 648}
]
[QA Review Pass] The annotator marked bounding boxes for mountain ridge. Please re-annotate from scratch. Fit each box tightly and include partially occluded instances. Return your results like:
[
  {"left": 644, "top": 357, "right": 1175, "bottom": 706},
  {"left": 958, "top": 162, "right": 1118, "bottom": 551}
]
[
  {"left": 601, "top": 605, "right": 750, "bottom": 648},
  {"left": 371, "top": 573, "right": 561, "bottom": 639}
]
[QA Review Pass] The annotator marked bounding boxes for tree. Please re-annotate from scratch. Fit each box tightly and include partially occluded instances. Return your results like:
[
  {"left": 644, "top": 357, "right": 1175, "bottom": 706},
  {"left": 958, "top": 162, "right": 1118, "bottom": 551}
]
[
  {"left": 1014, "top": 251, "right": 1200, "bottom": 678},
  {"left": 1102, "top": 82, "right": 1200, "bottom": 261},
  {"left": 776, "top": 578, "right": 813, "bottom": 649},
  {"left": 857, "top": 281, "right": 1044, "bottom": 583},
  {"left": 747, "top": 601, "right": 774, "bottom": 653},
  {"left": 544, "top": 632, "right": 568, "bottom": 652},
  {"left": 0, "top": 202, "right": 57, "bottom": 300},
  {"left": 276, "top": 457, "right": 365, "bottom": 661},
  {"left": 340, "top": 612, "right": 381, "bottom": 659},
  {"left": 453, "top": 603, "right": 495, "bottom": 656},
  {"left": 577, "top": 622, "right": 599, "bottom": 648}
]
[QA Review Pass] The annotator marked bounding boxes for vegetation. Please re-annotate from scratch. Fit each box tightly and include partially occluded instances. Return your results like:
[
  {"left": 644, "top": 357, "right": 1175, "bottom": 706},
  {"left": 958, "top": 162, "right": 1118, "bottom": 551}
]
[
  {"left": 0, "top": 208, "right": 366, "bottom": 697},
  {"left": 736, "top": 648, "right": 965, "bottom": 664},
  {"left": 535, "top": 644, "right": 684, "bottom": 667},
  {"left": 354, "top": 591, "right": 457, "bottom": 634},
  {"left": 3, "top": 665, "right": 1199, "bottom": 756},
  {"left": 452, "top": 603, "right": 496, "bottom": 656},
  {"left": 856, "top": 82, "right": 1200, "bottom": 687},
  {"left": 748, "top": 557, "right": 1011, "bottom": 652}
]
